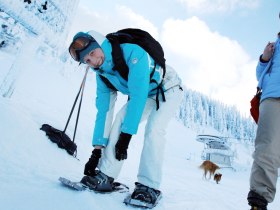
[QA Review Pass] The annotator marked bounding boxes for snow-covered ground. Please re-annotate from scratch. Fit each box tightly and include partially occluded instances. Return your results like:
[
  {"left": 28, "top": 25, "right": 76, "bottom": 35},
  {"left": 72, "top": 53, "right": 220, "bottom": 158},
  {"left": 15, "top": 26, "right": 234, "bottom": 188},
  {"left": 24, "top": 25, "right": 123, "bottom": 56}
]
[{"left": 0, "top": 51, "right": 279, "bottom": 210}]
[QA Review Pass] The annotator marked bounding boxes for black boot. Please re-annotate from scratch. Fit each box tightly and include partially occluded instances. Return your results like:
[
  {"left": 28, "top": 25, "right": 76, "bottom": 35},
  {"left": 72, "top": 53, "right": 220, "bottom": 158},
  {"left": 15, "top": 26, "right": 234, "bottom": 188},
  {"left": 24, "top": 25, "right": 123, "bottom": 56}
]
[
  {"left": 131, "top": 182, "right": 162, "bottom": 205},
  {"left": 81, "top": 171, "right": 114, "bottom": 192},
  {"left": 247, "top": 190, "right": 268, "bottom": 210}
]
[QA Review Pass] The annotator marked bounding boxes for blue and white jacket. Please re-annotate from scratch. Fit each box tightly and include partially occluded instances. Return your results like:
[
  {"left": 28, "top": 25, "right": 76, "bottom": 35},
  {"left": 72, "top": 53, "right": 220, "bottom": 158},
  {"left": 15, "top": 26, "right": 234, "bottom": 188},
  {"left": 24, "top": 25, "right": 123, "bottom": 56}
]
[
  {"left": 88, "top": 30, "right": 182, "bottom": 147},
  {"left": 257, "top": 38, "right": 280, "bottom": 102}
]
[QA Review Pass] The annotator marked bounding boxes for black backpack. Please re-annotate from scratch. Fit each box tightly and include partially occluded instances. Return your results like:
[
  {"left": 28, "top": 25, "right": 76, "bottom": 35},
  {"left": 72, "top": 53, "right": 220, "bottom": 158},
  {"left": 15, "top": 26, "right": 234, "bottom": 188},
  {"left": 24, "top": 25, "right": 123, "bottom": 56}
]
[
  {"left": 105, "top": 28, "right": 166, "bottom": 80},
  {"left": 102, "top": 28, "right": 166, "bottom": 109}
]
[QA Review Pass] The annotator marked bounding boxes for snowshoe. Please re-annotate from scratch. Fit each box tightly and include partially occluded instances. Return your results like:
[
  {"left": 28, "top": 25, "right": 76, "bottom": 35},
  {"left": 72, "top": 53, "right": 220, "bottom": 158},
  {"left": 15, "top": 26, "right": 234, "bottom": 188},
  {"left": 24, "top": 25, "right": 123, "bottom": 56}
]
[
  {"left": 59, "top": 176, "right": 129, "bottom": 193},
  {"left": 80, "top": 171, "right": 114, "bottom": 192},
  {"left": 124, "top": 182, "right": 162, "bottom": 209},
  {"left": 59, "top": 177, "right": 86, "bottom": 191}
]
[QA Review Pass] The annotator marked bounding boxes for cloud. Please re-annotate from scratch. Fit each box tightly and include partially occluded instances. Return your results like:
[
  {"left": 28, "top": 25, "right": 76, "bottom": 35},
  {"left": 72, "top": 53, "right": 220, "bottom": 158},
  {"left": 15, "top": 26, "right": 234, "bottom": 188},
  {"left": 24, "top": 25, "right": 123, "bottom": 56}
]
[
  {"left": 67, "top": 5, "right": 158, "bottom": 44},
  {"left": 114, "top": 5, "right": 159, "bottom": 39},
  {"left": 161, "top": 16, "right": 258, "bottom": 115},
  {"left": 178, "top": 0, "right": 260, "bottom": 14}
]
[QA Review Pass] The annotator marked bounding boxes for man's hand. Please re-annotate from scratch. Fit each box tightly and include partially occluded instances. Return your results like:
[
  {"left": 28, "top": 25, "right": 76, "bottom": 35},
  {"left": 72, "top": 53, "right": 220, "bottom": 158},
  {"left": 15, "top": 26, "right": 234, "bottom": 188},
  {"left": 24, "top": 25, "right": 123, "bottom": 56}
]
[
  {"left": 115, "top": 132, "right": 132, "bottom": 161},
  {"left": 84, "top": 148, "right": 102, "bottom": 176},
  {"left": 261, "top": 42, "right": 275, "bottom": 62}
]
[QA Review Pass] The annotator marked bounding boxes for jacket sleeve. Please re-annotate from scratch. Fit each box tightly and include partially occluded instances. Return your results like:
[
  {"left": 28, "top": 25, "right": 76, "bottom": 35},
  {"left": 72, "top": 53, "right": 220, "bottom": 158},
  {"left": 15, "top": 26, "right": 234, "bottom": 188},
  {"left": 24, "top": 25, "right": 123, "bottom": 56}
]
[
  {"left": 121, "top": 45, "right": 150, "bottom": 134},
  {"left": 92, "top": 75, "right": 117, "bottom": 147},
  {"left": 256, "top": 55, "right": 269, "bottom": 81}
]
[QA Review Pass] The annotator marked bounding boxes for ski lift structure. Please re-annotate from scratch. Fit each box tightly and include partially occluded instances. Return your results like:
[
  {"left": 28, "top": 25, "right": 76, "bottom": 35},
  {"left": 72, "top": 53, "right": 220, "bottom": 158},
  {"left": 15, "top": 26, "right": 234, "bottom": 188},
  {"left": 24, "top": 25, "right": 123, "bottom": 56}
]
[{"left": 196, "top": 134, "right": 234, "bottom": 168}]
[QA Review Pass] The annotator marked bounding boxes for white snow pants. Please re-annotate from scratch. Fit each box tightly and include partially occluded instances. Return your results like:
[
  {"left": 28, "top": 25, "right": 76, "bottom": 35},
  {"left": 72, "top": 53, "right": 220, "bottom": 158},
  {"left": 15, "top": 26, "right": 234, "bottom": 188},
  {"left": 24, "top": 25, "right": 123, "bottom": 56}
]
[{"left": 99, "top": 86, "right": 184, "bottom": 190}]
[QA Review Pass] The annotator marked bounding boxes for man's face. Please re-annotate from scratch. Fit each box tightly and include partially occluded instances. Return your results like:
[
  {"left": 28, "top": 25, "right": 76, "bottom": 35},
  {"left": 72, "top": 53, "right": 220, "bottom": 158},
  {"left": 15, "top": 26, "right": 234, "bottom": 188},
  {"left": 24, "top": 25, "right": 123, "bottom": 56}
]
[{"left": 83, "top": 48, "right": 104, "bottom": 68}]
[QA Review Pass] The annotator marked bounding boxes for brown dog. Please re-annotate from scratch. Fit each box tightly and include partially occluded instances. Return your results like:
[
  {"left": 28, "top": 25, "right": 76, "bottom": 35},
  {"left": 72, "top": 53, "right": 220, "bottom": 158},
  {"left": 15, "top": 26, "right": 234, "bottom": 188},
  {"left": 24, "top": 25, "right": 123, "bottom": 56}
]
[
  {"left": 199, "top": 160, "right": 220, "bottom": 180},
  {"left": 214, "top": 173, "right": 222, "bottom": 184}
]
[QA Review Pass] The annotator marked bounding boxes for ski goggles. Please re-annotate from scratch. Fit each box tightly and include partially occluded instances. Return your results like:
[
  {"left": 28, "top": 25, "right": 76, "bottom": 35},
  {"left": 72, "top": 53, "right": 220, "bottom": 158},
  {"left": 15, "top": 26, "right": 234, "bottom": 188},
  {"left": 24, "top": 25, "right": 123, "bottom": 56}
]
[{"left": 68, "top": 34, "right": 98, "bottom": 63}]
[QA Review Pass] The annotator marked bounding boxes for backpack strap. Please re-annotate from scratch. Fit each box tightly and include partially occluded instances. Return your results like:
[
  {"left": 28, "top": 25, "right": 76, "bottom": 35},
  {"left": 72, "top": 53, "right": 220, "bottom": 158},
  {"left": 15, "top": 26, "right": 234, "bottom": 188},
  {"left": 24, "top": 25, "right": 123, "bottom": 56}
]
[
  {"left": 150, "top": 62, "right": 157, "bottom": 80},
  {"left": 106, "top": 34, "right": 129, "bottom": 80},
  {"left": 150, "top": 63, "right": 166, "bottom": 110},
  {"left": 150, "top": 79, "right": 166, "bottom": 110},
  {"left": 99, "top": 75, "right": 118, "bottom": 91}
]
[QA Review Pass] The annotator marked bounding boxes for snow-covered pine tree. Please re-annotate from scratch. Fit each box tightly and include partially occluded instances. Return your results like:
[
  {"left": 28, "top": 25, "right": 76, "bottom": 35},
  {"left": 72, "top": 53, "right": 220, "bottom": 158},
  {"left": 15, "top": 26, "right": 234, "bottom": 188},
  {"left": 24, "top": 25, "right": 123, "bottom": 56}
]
[
  {"left": 178, "top": 87, "right": 257, "bottom": 142},
  {"left": 0, "top": 0, "right": 79, "bottom": 97}
]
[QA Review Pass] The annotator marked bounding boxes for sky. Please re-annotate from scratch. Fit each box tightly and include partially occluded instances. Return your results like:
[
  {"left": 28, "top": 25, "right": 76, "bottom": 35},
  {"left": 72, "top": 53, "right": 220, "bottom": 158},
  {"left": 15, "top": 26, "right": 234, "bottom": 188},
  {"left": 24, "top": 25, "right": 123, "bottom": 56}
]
[
  {"left": 67, "top": 0, "right": 280, "bottom": 116},
  {"left": 1, "top": 49, "right": 280, "bottom": 210}
]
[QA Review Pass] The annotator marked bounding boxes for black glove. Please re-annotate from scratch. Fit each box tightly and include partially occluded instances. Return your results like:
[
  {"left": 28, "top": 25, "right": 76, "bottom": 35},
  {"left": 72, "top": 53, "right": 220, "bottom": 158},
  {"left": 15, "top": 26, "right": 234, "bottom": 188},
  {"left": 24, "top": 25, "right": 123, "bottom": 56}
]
[
  {"left": 84, "top": 148, "right": 102, "bottom": 176},
  {"left": 115, "top": 132, "right": 132, "bottom": 161}
]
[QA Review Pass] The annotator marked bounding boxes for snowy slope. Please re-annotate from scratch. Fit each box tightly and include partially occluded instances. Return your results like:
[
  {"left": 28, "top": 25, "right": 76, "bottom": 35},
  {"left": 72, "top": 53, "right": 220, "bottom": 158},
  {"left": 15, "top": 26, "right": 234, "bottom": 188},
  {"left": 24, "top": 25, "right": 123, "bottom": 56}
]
[{"left": 1, "top": 51, "right": 280, "bottom": 210}]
